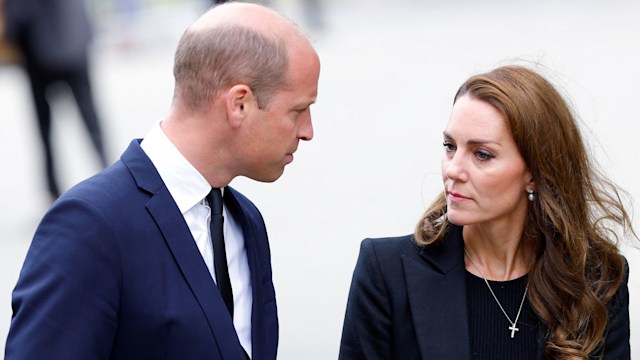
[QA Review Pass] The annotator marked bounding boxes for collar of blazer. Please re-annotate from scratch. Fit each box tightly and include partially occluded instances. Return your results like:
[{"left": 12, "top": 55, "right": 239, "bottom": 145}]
[
  {"left": 121, "top": 139, "right": 249, "bottom": 359},
  {"left": 402, "top": 224, "right": 471, "bottom": 358},
  {"left": 417, "top": 224, "right": 465, "bottom": 274},
  {"left": 223, "top": 185, "right": 279, "bottom": 359}
]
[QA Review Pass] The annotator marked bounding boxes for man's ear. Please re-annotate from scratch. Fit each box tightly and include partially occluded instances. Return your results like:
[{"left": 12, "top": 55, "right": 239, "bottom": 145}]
[{"left": 225, "top": 84, "right": 253, "bottom": 128}]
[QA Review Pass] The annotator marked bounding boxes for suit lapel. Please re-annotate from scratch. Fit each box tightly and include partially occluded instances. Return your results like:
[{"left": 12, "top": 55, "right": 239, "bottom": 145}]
[
  {"left": 403, "top": 226, "right": 471, "bottom": 359},
  {"left": 535, "top": 325, "right": 546, "bottom": 359},
  {"left": 224, "top": 187, "right": 276, "bottom": 360},
  {"left": 122, "top": 140, "right": 246, "bottom": 359}
]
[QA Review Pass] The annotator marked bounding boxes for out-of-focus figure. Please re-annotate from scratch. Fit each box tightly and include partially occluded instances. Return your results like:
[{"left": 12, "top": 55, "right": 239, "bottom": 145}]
[
  {"left": 0, "top": 0, "right": 21, "bottom": 64},
  {"left": 302, "top": 0, "right": 324, "bottom": 31},
  {"left": 4, "top": 0, "right": 108, "bottom": 199}
]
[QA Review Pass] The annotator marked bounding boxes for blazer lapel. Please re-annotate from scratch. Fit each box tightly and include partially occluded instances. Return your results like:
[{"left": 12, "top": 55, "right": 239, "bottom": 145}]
[
  {"left": 403, "top": 226, "right": 471, "bottom": 359},
  {"left": 535, "top": 325, "right": 546, "bottom": 359},
  {"left": 122, "top": 140, "right": 246, "bottom": 359},
  {"left": 224, "top": 187, "right": 277, "bottom": 360}
]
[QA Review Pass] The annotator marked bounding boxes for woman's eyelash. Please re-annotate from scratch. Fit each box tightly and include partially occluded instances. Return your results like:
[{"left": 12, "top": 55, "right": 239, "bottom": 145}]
[
  {"left": 443, "top": 142, "right": 455, "bottom": 151},
  {"left": 475, "top": 150, "right": 495, "bottom": 161}
]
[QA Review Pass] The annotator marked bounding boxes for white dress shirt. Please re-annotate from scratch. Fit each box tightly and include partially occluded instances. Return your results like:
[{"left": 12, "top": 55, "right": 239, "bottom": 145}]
[{"left": 141, "top": 121, "right": 253, "bottom": 357}]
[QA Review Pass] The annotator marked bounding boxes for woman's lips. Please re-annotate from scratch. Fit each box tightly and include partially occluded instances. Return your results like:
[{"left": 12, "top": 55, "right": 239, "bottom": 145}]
[{"left": 448, "top": 191, "right": 471, "bottom": 203}]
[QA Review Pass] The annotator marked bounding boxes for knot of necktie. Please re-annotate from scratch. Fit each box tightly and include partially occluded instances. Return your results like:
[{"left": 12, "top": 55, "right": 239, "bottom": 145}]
[{"left": 207, "top": 188, "right": 223, "bottom": 216}]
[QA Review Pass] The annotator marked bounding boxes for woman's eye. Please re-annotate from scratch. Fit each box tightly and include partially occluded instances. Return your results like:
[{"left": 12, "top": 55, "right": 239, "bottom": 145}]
[
  {"left": 475, "top": 150, "right": 495, "bottom": 161},
  {"left": 443, "top": 142, "right": 455, "bottom": 152}
]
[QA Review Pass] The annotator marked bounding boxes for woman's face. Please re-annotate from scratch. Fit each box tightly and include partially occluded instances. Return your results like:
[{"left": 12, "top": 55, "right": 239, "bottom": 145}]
[{"left": 442, "top": 95, "right": 533, "bottom": 229}]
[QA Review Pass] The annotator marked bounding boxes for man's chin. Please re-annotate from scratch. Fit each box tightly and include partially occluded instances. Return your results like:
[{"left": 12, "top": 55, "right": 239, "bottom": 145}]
[{"left": 248, "top": 168, "right": 286, "bottom": 183}]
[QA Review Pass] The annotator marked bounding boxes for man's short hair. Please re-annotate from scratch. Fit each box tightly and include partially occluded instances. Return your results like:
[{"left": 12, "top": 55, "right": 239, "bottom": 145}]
[{"left": 173, "top": 24, "right": 289, "bottom": 112}]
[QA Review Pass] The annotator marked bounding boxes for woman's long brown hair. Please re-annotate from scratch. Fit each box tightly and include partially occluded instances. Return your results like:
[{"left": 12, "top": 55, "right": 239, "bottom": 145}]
[{"left": 415, "top": 65, "right": 635, "bottom": 358}]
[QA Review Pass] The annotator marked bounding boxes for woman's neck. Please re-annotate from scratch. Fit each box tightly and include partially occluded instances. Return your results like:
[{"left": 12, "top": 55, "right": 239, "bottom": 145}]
[{"left": 462, "top": 224, "right": 531, "bottom": 281}]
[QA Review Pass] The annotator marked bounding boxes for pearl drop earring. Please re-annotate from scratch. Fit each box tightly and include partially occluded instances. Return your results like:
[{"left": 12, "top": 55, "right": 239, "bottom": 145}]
[{"left": 527, "top": 189, "right": 535, "bottom": 202}]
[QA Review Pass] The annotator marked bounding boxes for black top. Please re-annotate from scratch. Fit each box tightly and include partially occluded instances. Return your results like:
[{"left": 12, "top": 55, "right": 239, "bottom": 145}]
[{"left": 466, "top": 271, "right": 539, "bottom": 360}]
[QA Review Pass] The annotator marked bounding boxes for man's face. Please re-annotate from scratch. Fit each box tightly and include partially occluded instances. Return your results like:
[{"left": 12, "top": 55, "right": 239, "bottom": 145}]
[{"left": 240, "top": 46, "right": 320, "bottom": 182}]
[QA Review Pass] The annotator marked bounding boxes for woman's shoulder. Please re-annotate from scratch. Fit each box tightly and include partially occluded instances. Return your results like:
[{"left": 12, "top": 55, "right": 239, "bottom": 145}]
[
  {"left": 362, "top": 234, "right": 417, "bottom": 253},
  {"left": 350, "top": 235, "right": 420, "bottom": 282},
  {"left": 355, "top": 235, "right": 422, "bottom": 268},
  {"left": 360, "top": 225, "right": 463, "bottom": 260}
]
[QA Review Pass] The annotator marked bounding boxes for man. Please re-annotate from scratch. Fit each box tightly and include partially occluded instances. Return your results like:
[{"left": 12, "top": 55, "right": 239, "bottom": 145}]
[
  {"left": 5, "top": 2, "right": 320, "bottom": 359},
  {"left": 4, "top": 0, "right": 108, "bottom": 199}
]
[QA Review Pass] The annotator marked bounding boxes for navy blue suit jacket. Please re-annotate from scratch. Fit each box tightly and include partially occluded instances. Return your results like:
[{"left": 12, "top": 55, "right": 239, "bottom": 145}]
[
  {"left": 339, "top": 225, "right": 630, "bottom": 359},
  {"left": 6, "top": 140, "right": 278, "bottom": 359}
]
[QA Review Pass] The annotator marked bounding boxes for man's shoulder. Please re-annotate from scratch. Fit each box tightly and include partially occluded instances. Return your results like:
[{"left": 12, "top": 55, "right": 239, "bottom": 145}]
[
  {"left": 63, "top": 161, "right": 134, "bottom": 199},
  {"left": 63, "top": 139, "right": 156, "bottom": 201},
  {"left": 55, "top": 157, "right": 154, "bottom": 217}
]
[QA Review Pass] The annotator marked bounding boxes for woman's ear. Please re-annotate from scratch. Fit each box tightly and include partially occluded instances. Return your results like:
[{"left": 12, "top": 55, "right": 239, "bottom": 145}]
[
  {"left": 225, "top": 84, "right": 253, "bottom": 127},
  {"left": 523, "top": 168, "right": 535, "bottom": 190},
  {"left": 525, "top": 177, "right": 536, "bottom": 199},
  {"left": 528, "top": 178, "right": 536, "bottom": 191}
]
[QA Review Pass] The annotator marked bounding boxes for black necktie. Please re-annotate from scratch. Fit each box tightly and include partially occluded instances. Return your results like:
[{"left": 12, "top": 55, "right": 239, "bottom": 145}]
[{"left": 207, "top": 188, "right": 234, "bottom": 317}]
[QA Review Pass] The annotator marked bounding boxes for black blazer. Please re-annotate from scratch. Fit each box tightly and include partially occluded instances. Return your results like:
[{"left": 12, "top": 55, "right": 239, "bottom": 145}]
[{"left": 338, "top": 225, "right": 630, "bottom": 359}]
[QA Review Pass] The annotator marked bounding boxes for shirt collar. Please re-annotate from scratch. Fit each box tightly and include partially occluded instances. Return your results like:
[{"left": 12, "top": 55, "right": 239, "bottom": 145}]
[{"left": 140, "top": 120, "right": 211, "bottom": 214}]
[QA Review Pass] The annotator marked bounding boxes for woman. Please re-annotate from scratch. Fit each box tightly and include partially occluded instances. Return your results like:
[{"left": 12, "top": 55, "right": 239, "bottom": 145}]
[{"left": 339, "top": 65, "right": 634, "bottom": 359}]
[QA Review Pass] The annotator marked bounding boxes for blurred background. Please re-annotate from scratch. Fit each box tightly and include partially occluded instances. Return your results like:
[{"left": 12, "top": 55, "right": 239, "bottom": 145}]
[{"left": 1, "top": 0, "right": 639, "bottom": 358}]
